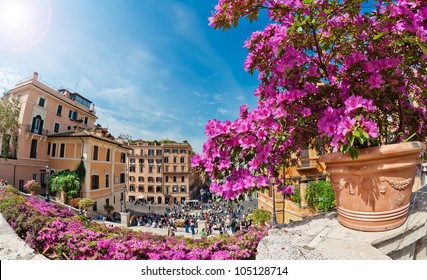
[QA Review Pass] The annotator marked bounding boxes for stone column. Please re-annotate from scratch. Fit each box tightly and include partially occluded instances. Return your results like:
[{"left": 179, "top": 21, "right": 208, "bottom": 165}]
[
  {"left": 121, "top": 212, "right": 130, "bottom": 227},
  {"left": 300, "top": 182, "right": 308, "bottom": 208}
]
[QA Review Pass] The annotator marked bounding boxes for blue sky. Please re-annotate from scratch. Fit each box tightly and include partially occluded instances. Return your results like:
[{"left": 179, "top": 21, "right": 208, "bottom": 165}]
[{"left": 0, "top": 0, "right": 268, "bottom": 154}]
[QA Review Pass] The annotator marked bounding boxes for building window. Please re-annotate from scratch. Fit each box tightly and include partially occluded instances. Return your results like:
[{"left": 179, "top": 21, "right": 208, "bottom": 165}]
[
  {"left": 93, "top": 145, "right": 98, "bottom": 160},
  {"left": 156, "top": 186, "right": 162, "bottom": 193},
  {"left": 68, "top": 110, "right": 77, "bottom": 120},
  {"left": 156, "top": 150, "right": 162, "bottom": 156},
  {"left": 148, "top": 149, "right": 154, "bottom": 156},
  {"left": 130, "top": 185, "right": 135, "bottom": 192},
  {"left": 120, "top": 173, "right": 125, "bottom": 183},
  {"left": 180, "top": 149, "right": 186, "bottom": 154},
  {"left": 120, "top": 153, "right": 126, "bottom": 163},
  {"left": 148, "top": 166, "right": 153, "bottom": 173},
  {"left": 91, "top": 175, "right": 99, "bottom": 190},
  {"left": 164, "top": 157, "right": 169, "bottom": 163},
  {"left": 165, "top": 176, "right": 169, "bottom": 182},
  {"left": 84, "top": 116, "right": 88, "bottom": 125},
  {"left": 173, "top": 157, "right": 177, "bottom": 163},
  {"left": 172, "top": 149, "right": 178, "bottom": 154},
  {"left": 181, "top": 176, "right": 184, "bottom": 182},
  {"left": 130, "top": 166, "right": 135, "bottom": 172},
  {"left": 57, "top": 105, "right": 63, "bottom": 115},
  {"left": 173, "top": 176, "right": 177, "bottom": 183},
  {"left": 138, "top": 176, "right": 144, "bottom": 182},
  {"left": 130, "top": 176, "right": 135, "bottom": 182},
  {"left": 139, "top": 159, "right": 144, "bottom": 164},
  {"left": 156, "top": 177, "right": 162, "bottom": 183},
  {"left": 30, "top": 139, "right": 37, "bottom": 158},
  {"left": 164, "top": 149, "right": 170, "bottom": 154},
  {"left": 157, "top": 166, "right": 161, "bottom": 173},
  {"left": 173, "top": 185, "right": 178, "bottom": 192},
  {"left": 60, "top": 143, "right": 65, "bottom": 158},
  {"left": 148, "top": 186, "right": 154, "bottom": 193},
  {"left": 47, "top": 142, "right": 51, "bottom": 155},
  {"left": 106, "top": 174, "right": 110, "bottom": 188},
  {"left": 38, "top": 97, "right": 45, "bottom": 107},
  {"left": 106, "top": 198, "right": 110, "bottom": 206},
  {"left": 93, "top": 202, "right": 97, "bottom": 212},
  {"left": 148, "top": 159, "right": 154, "bottom": 165},
  {"left": 180, "top": 186, "right": 186, "bottom": 192},
  {"left": 54, "top": 123, "right": 60, "bottom": 133},
  {"left": 148, "top": 177, "right": 154, "bottom": 183},
  {"left": 52, "top": 143, "right": 57, "bottom": 157},
  {"left": 31, "top": 115, "right": 44, "bottom": 135},
  {"left": 106, "top": 149, "right": 110, "bottom": 162},
  {"left": 180, "top": 157, "right": 185, "bottom": 163}
]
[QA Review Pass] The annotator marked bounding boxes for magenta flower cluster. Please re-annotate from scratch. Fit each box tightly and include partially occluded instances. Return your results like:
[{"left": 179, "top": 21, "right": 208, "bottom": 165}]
[
  {"left": 0, "top": 187, "right": 268, "bottom": 260},
  {"left": 194, "top": 0, "right": 427, "bottom": 200}
]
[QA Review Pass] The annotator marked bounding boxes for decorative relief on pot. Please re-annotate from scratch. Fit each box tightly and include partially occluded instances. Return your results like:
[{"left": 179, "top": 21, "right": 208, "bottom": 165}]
[
  {"left": 331, "top": 177, "right": 350, "bottom": 190},
  {"left": 396, "top": 193, "right": 405, "bottom": 207},
  {"left": 383, "top": 174, "right": 414, "bottom": 191},
  {"left": 349, "top": 184, "right": 355, "bottom": 195}
]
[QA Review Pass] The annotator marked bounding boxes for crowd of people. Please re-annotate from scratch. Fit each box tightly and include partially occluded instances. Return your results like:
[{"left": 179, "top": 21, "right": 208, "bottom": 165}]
[
  {"left": 0, "top": 179, "right": 9, "bottom": 187},
  {"left": 125, "top": 200, "right": 255, "bottom": 237}
]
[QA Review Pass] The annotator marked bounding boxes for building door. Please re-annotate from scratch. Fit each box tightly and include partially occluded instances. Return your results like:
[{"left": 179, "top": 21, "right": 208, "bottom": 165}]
[{"left": 30, "top": 139, "right": 38, "bottom": 158}]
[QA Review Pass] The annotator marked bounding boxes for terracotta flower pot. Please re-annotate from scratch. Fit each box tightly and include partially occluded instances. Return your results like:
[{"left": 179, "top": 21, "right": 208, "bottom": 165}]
[{"left": 319, "top": 141, "right": 425, "bottom": 232}]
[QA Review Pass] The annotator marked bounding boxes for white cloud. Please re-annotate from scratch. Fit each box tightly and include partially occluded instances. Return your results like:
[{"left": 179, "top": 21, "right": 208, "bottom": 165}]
[{"left": 0, "top": 67, "right": 24, "bottom": 92}]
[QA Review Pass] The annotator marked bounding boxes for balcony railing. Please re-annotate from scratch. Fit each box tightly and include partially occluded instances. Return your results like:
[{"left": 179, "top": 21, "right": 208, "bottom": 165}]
[{"left": 25, "top": 125, "right": 49, "bottom": 136}]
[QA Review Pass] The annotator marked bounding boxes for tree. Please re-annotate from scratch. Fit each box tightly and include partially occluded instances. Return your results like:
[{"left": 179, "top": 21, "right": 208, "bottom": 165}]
[
  {"left": 0, "top": 94, "right": 20, "bottom": 160},
  {"left": 193, "top": 0, "right": 427, "bottom": 200},
  {"left": 49, "top": 170, "right": 81, "bottom": 200}
]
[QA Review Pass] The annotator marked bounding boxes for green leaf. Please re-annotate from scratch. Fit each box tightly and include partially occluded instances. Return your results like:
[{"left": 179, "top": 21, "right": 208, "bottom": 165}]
[
  {"left": 418, "top": 41, "right": 427, "bottom": 56},
  {"left": 303, "top": 0, "right": 314, "bottom": 3},
  {"left": 373, "top": 33, "right": 383, "bottom": 40}
]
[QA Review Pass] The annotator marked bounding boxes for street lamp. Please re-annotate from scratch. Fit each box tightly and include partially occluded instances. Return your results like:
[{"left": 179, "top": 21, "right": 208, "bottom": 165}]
[
  {"left": 123, "top": 184, "right": 127, "bottom": 213},
  {"left": 271, "top": 183, "right": 277, "bottom": 227},
  {"left": 45, "top": 164, "right": 50, "bottom": 202}
]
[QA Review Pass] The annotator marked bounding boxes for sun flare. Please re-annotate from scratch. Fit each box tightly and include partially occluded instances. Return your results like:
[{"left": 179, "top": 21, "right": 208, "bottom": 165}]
[{"left": 0, "top": 0, "right": 52, "bottom": 51}]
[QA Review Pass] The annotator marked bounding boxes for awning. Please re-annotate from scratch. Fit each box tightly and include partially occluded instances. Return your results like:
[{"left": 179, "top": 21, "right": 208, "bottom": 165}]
[{"left": 138, "top": 196, "right": 144, "bottom": 199}]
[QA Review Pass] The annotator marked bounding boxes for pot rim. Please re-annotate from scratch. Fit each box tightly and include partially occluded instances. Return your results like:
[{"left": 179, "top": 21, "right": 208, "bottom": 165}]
[{"left": 319, "top": 141, "right": 425, "bottom": 164}]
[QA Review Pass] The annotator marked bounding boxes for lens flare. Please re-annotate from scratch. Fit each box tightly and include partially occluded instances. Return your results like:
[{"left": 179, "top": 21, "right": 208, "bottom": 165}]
[{"left": 0, "top": 0, "right": 52, "bottom": 52}]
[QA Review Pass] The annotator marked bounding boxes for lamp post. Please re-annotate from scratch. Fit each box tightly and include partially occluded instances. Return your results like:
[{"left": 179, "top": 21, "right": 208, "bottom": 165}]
[
  {"left": 123, "top": 185, "right": 127, "bottom": 212},
  {"left": 271, "top": 184, "right": 277, "bottom": 227},
  {"left": 45, "top": 164, "right": 50, "bottom": 202}
]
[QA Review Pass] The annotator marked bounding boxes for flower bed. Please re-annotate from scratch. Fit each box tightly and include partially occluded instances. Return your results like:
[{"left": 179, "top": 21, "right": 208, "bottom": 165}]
[{"left": 0, "top": 186, "right": 267, "bottom": 260}]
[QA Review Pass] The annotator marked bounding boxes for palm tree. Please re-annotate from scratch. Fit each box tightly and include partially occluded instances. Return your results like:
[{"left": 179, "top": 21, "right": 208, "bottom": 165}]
[{"left": 49, "top": 170, "right": 80, "bottom": 203}]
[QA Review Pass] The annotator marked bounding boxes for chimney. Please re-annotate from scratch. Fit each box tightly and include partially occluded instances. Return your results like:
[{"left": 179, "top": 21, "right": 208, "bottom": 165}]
[{"left": 32, "top": 72, "right": 39, "bottom": 81}]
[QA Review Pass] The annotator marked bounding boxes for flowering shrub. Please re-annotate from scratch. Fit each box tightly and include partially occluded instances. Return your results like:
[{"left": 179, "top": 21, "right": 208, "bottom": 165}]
[
  {"left": 193, "top": 0, "right": 427, "bottom": 200},
  {"left": 23, "top": 179, "right": 40, "bottom": 192},
  {"left": 0, "top": 186, "right": 268, "bottom": 260}
]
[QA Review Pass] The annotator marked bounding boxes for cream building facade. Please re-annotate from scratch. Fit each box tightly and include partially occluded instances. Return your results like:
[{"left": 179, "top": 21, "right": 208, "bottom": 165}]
[
  {"left": 127, "top": 140, "right": 201, "bottom": 205},
  {"left": 0, "top": 72, "right": 130, "bottom": 215}
]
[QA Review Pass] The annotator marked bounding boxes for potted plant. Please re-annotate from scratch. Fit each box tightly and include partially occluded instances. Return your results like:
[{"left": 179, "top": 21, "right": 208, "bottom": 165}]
[
  {"left": 103, "top": 204, "right": 115, "bottom": 218},
  {"left": 24, "top": 179, "right": 40, "bottom": 195},
  {"left": 78, "top": 198, "right": 95, "bottom": 217},
  {"left": 246, "top": 209, "right": 271, "bottom": 226},
  {"left": 192, "top": 0, "right": 427, "bottom": 231}
]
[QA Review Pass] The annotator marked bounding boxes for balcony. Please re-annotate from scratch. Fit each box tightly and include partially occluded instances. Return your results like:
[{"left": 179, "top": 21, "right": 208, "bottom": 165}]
[{"left": 25, "top": 125, "right": 49, "bottom": 136}]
